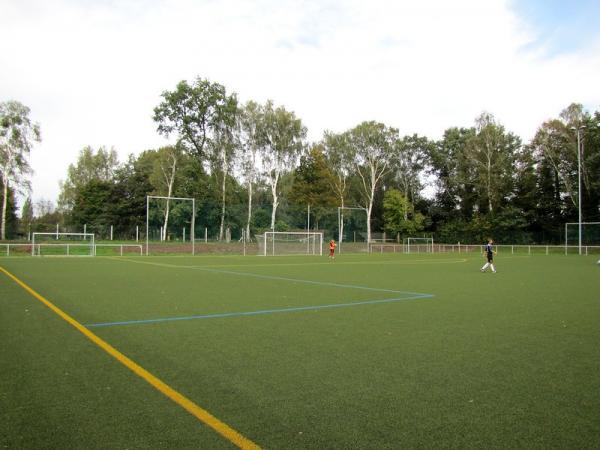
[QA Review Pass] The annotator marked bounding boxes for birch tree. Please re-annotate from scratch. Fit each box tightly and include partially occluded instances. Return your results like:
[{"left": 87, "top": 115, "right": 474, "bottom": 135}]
[
  {"left": 0, "top": 101, "right": 41, "bottom": 240},
  {"left": 238, "top": 101, "right": 262, "bottom": 240},
  {"left": 211, "top": 120, "right": 238, "bottom": 241},
  {"left": 259, "top": 101, "right": 306, "bottom": 230},
  {"left": 464, "top": 112, "right": 520, "bottom": 214},
  {"left": 390, "top": 134, "right": 430, "bottom": 220},
  {"left": 150, "top": 146, "right": 180, "bottom": 241},
  {"left": 322, "top": 130, "right": 354, "bottom": 242},
  {"left": 347, "top": 121, "right": 395, "bottom": 242}
]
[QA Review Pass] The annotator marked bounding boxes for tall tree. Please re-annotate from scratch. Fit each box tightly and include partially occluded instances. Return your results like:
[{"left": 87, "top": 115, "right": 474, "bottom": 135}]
[
  {"left": 289, "top": 145, "right": 336, "bottom": 229},
  {"left": 58, "top": 145, "right": 119, "bottom": 212},
  {"left": 149, "top": 146, "right": 181, "bottom": 241},
  {"left": 383, "top": 189, "right": 425, "bottom": 238},
  {"left": 154, "top": 77, "right": 238, "bottom": 240},
  {"left": 322, "top": 131, "right": 354, "bottom": 241},
  {"left": 390, "top": 134, "right": 431, "bottom": 219},
  {"left": 347, "top": 121, "right": 395, "bottom": 242},
  {"left": 238, "top": 101, "right": 263, "bottom": 240},
  {"left": 20, "top": 196, "right": 34, "bottom": 238},
  {"left": 154, "top": 78, "right": 237, "bottom": 163},
  {"left": 464, "top": 112, "right": 521, "bottom": 214},
  {"left": 259, "top": 101, "right": 306, "bottom": 230},
  {"left": 211, "top": 112, "right": 239, "bottom": 241},
  {"left": 0, "top": 100, "right": 41, "bottom": 240}
]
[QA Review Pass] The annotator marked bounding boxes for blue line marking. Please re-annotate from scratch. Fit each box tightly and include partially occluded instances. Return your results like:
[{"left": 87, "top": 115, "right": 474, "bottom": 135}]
[{"left": 85, "top": 293, "right": 434, "bottom": 328}]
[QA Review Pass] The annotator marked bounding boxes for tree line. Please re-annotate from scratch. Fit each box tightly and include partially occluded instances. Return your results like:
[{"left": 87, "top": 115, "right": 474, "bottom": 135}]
[{"left": 2, "top": 78, "right": 599, "bottom": 244}]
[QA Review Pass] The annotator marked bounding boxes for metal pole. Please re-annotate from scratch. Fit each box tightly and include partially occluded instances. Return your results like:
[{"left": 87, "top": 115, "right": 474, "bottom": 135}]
[
  {"left": 577, "top": 129, "right": 582, "bottom": 255},
  {"left": 146, "top": 196, "right": 149, "bottom": 256},
  {"left": 338, "top": 207, "right": 341, "bottom": 254},
  {"left": 307, "top": 204, "right": 310, "bottom": 255},
  {"left": 192, "top": 199, "right": 196, "bottom": 256}
]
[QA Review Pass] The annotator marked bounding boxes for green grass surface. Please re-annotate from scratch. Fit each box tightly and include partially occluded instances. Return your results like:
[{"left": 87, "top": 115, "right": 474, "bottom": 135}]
[{"left": 1, "top": 253, "right": 599, "bottom": 449}]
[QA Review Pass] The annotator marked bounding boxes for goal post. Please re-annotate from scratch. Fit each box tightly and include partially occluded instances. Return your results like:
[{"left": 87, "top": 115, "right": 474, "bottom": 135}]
[
  {"left": 31, "top": 232, "right": 95, "bottom": 256},
  {"left": 405, "top": 237, "right": 434, "bottom": 254},
  {"left": 146, "top": 196, "right": 196, "bottom": 256},
  {"left": 257, "top": 231, "right": 323, "bottom": 256}
]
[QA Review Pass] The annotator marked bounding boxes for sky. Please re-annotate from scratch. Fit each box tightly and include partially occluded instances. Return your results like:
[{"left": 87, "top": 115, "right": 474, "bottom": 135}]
[{"left": 1, "top": 0, "right": 599, "bottom": 209}]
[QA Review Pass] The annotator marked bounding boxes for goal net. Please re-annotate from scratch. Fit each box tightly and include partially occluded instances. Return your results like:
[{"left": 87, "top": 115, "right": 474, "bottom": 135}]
[
  {"left": 31, "top": 232, "right": 95, "bottom": 256},
  {"left": 405, "top": 237, "right": 434, "bottom": 254},
  {"left": 257, "top": 231, "right": 323, "bottom": 256}
]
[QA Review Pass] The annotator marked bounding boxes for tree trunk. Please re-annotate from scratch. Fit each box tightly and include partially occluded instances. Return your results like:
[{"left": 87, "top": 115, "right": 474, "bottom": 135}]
[
  {"left": 269, "top": 172, "right": 279, "bottom": 230},
  {"left": 161, "top": 154, "right": 177, "bottom": 241},
  {"left": 219, "top": 168, "right": 227, "bottom": 241},
  {"left": 1, "top": 174, "right": 8, "bottom": 241}
]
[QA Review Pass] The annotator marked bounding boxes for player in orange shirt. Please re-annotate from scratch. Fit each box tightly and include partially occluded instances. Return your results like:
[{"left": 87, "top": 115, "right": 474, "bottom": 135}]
[{"left": 329, "top": 239, "right": 336, "bottom": 259}]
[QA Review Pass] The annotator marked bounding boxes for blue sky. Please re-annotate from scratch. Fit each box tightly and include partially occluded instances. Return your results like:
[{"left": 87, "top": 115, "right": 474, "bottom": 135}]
[{"left": 510, "top": 0, "right": 600, "bottom": 55}]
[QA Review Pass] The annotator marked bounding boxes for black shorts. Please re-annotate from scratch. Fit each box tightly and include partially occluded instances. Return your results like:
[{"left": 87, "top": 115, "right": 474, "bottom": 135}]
[{"left": 487, "top": 254, "right": 493, "bottom": 263}]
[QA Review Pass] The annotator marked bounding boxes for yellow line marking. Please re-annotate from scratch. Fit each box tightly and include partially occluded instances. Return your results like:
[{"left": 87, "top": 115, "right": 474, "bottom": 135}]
[{"left": 0, "top": 265, "right": 260, "bottom": 450}]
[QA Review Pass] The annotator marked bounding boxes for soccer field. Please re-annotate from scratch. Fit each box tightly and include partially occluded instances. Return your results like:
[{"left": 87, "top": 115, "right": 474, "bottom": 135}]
[{"left": 1, "top": 253, "right": 599, "bottom": 449}]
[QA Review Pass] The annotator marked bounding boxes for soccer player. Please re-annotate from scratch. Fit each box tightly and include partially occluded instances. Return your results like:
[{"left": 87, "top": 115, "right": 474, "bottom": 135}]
[
  {"left": 480, "top": 238, "right": 497, "bottom": 273},
  {"left": 329, "top": 239, "right": 336, "bottom": 259}
]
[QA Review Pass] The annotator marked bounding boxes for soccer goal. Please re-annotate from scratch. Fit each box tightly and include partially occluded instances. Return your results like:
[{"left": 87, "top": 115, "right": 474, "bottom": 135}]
[
  {"left": 405, "top": 237, "right": 434, "bottom": 254},
  {"left": 31, "top": 232, "right": 95, "bottom": 256},
  {"left": 257, "top": 231, "right": 323, "bottom": 256}
]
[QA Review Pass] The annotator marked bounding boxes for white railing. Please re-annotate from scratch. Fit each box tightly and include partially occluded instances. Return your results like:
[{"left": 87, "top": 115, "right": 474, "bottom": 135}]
[
  {"left": 0, "top": 243, "right": 32, "bottom": 256},
  {"left": 94, "top": 244, "right": 143, "bottom": 256},
  {"left": 0, "top": 243, "right": 143, "bottom": 257},
  {"left": 369, "top": 243, "right": 600, "bottom": 255}
]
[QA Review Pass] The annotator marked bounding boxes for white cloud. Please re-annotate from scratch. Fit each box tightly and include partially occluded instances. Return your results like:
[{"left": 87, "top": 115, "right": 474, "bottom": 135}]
[{"left": 1, "top": 0, "right": 599, "bottom": 206}]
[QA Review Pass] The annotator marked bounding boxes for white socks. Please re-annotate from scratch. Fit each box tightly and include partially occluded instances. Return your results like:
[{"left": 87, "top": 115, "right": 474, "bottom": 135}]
[{"left": 481, "top": 263, "right": 496, "bottom": 273}]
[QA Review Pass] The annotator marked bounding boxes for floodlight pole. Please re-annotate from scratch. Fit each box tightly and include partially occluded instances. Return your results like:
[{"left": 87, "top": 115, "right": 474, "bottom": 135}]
[
  {"left": 571, "top": 125, "right": 585, "bottom": 255},
  {"left": 192, "top": 198, "right": 195, "bottom": 256},
  {"left": 146, "top": 196, "right": 149, "bottom": 256}
]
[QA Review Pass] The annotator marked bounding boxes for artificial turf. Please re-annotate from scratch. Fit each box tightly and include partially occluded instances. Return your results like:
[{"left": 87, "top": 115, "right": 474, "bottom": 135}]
[{"left": 1, "top": 253, "right": 599, "bottom": 449}]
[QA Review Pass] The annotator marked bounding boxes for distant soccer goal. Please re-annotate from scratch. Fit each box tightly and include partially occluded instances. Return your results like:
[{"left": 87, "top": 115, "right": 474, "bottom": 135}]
[
  {"left": 31, "top": 232, "right": 95, "bottom": 256},
  {"left": 257, "top": 231, "right": 323, "bottom": 256},
  {"left": 405, "top": 237, "right": 434, "bottom": 254}
]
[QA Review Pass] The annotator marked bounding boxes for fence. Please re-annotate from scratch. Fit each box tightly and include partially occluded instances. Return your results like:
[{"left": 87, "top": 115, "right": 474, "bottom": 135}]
[{"left": 368, "top": 243, "right": 600, "bottom": 256}]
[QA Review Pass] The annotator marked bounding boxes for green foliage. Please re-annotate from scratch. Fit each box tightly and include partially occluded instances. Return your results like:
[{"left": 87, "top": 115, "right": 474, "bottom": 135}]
[
  {"left": 153, "top": 77, "right": 238, "bottom": 163},
  {"left": 0, "top": 100, "right": 41, "bottom": 240},
  {"left": 382, "top": 189, "right": 424, "bottom": 237},
  {"left": 58, "top": 146, "right": 119, "bottom": 213},
  {"left": 290, "top": 145, "right": 336, "bottom": 208},
  {"left": 0, "top": 179, "right": 18, "bottom": 239}
]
